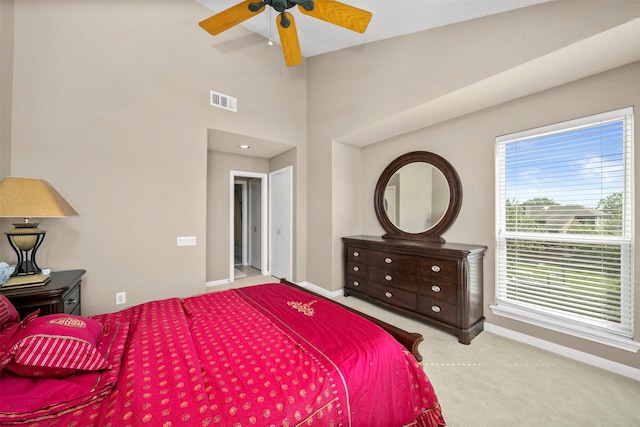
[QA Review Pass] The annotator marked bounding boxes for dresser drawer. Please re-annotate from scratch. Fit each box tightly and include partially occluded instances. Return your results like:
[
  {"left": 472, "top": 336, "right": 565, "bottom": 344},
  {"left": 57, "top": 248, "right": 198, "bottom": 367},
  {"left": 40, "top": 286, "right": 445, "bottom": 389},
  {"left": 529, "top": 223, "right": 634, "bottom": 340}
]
[
  {"left": 346, "top": 261, "right": 368, "bottom": 278},
  {"left": 419, "top": 278, "right": 457, "bottom": 303},
  {"left": 418, "top": 258, "right": 458, "bottom": 282},
  {"left": 369, "top": 282, "right": 417, "bottom": 311},
  {"left": 63, "top": 284, "right": 81, "bottom": 315},
  {"left": 369, "top": 251, "right": 417, "bottom": 274},
  {"left": 346, "top": 246, "right": 368, "bottom": 263},
  {"left": 369, "top": 267, "right": 418, "bottom": 293},
  {"left": 418, "top": 295, "right": 457, "bottom": 324},
  {"left": 345, "top": 275, "right": 367, "bottom": 292}
]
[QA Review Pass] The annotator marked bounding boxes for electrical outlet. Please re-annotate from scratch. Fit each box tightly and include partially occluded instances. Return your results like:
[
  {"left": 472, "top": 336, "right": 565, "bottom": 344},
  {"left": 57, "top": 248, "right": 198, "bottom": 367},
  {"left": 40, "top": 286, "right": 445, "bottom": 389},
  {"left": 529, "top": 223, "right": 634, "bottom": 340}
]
[{"left": 115, "top": 292, "right": 126, "bottom": 305}]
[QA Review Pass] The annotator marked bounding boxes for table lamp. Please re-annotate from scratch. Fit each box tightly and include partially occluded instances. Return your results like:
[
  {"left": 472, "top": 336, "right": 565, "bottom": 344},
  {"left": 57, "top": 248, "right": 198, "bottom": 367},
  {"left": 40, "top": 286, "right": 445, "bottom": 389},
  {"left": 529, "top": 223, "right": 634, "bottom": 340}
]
[{"left": 0, "top": 177, "right": 78, "bottom": 287}]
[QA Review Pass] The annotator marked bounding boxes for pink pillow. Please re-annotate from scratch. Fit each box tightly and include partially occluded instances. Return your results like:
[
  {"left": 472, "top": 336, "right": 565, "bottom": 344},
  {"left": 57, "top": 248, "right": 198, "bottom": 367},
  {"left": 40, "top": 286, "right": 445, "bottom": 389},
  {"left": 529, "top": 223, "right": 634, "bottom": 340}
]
[
  {"left": 0, "top": 295, "right": 20, "bottom": 360},
  {"left": 2, "top": 314, "right": 111, "bottom": 378},
  {"left": 0, "top": 294, "right": 19, "bottom": 329}
]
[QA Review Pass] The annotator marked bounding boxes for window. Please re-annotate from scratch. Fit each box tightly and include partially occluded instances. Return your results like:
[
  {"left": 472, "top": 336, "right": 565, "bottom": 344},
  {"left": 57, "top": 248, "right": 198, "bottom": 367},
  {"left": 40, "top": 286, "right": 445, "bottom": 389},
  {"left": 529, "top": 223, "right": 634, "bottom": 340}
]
[{"left": 493, "top": 107, "right": 637, "bottom": 351}]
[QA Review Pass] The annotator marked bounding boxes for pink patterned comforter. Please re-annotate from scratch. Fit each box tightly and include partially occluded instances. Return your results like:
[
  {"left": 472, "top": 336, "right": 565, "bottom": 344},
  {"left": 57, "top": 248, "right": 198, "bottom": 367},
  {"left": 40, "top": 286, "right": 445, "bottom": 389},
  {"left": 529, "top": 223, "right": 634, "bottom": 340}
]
[{"left": 0, "top": 283, "right": 445, "bottom": 426}]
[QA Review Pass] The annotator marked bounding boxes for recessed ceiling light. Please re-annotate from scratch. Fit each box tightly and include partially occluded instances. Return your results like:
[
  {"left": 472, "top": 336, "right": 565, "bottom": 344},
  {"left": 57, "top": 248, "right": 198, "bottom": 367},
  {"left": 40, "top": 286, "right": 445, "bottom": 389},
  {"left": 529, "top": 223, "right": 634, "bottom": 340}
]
[{"left": 239, "top": 144, "right": 250, "bottom": 149}]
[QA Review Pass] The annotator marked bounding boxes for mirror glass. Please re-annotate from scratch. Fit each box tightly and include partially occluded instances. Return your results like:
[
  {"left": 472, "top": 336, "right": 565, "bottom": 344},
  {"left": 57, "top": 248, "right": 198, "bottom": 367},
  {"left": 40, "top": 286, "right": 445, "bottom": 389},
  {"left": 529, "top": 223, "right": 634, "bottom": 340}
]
[{"left": 383, "top": 163, "right": 449, "bottom": 233}]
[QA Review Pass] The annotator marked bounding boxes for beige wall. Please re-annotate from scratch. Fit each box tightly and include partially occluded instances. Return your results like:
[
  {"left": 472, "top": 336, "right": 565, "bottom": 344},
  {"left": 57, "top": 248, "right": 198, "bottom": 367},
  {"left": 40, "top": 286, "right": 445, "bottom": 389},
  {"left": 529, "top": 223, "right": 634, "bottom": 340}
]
[
  {"left": 0, "top": 0, "right": 14, "bottom": 260},
  {"left": 0, "top": 0, "right": 13, "bottom": 179},
  {"left": 4, "top": 0, "right": 306, "bottom": 314},
  {"left": 331, "top": 141, "right": 362, "bottom": 289}
]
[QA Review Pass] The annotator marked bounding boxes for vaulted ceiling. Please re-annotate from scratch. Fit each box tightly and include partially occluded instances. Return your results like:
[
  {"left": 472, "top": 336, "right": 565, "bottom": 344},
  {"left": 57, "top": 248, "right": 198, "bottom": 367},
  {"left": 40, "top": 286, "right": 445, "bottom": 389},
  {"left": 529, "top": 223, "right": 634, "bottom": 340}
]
[{"left": 194, "top": 0, "right": 550, "bottom": 57}]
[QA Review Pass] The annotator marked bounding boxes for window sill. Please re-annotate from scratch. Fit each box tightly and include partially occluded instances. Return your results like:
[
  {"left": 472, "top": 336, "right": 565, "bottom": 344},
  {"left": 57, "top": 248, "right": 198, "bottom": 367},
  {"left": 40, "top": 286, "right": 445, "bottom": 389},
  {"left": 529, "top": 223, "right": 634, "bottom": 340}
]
[{"left": 490, "top": 304, "right": 640, "bottom": 353}]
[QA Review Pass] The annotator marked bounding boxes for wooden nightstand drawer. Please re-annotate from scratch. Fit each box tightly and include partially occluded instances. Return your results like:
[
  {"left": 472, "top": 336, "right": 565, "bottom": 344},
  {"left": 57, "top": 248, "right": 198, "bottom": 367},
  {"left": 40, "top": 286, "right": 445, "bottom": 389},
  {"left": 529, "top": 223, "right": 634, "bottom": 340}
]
[{"left": 63, "top": 284, "right": 81, "bottom": 314}]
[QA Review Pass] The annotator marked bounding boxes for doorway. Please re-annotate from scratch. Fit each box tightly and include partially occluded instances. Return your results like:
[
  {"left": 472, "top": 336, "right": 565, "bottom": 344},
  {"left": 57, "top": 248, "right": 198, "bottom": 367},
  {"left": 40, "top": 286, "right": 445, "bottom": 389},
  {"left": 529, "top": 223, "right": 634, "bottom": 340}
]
[{"left": 230, "top": 171, "right": 268, "bottom": 280}]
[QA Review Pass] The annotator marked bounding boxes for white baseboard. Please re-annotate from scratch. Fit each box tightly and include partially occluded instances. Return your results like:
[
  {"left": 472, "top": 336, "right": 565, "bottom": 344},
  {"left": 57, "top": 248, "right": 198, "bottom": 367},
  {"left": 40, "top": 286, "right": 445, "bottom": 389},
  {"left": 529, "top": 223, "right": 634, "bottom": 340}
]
[
  {"left": 292, "top": 280, "right": 344, "bottom": 299},
  {"left": 206, "top": 278, "right": 232, "bottom": 288},
  {"left": 485, "top": 323, "right": 640, "bottom": 381}
]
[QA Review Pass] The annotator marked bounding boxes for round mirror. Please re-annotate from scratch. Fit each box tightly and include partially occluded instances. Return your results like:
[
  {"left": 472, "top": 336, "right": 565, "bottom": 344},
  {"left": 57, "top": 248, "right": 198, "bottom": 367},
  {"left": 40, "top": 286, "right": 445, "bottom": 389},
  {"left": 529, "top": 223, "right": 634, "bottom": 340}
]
[{"left": 374, "top": 151, "right": 462, "bottom": 242}]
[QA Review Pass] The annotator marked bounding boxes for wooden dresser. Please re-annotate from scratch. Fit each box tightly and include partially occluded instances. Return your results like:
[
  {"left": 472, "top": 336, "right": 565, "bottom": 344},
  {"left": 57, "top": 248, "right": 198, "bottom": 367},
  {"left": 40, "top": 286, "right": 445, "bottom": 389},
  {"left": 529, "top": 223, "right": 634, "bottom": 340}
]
[{"left": 343, "top": 235, "right": 486, "bottom": 344}]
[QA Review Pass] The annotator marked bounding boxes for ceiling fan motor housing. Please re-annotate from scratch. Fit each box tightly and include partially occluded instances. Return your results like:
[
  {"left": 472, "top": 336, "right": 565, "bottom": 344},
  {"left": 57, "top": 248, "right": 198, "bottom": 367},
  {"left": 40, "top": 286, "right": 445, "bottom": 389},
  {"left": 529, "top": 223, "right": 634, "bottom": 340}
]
[{"left": 250, "top": 0, "right": 314, "bottom": 13}]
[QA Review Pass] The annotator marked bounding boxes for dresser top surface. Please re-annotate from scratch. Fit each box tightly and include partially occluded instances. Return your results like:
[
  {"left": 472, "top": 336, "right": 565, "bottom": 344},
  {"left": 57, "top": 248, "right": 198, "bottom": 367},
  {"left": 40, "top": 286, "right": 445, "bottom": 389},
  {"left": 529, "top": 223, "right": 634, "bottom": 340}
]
[{"left": 343, "top": 235, "right": 487, "bottom": 254}]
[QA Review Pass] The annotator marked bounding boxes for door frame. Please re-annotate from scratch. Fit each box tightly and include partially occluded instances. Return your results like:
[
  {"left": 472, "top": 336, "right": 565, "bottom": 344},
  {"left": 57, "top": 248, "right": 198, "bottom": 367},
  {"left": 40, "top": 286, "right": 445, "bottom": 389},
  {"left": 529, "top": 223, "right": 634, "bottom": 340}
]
[
  {"left": 248, "top": 178, "right": 262, "bottom": 270},
  {"left": 233, "top": 179, "right": 248, "bottom": 266},
  {"left": 229, "top": 170, "right": 268, "bottom": 281}
]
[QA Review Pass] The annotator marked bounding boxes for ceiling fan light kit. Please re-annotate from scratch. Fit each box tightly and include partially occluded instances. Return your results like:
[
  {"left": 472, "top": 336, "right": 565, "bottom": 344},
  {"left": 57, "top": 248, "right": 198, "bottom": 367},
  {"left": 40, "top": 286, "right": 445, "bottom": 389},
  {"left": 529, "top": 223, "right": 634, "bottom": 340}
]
[{"left": 199, "top": 0, "right": 372, "bottom": 67}]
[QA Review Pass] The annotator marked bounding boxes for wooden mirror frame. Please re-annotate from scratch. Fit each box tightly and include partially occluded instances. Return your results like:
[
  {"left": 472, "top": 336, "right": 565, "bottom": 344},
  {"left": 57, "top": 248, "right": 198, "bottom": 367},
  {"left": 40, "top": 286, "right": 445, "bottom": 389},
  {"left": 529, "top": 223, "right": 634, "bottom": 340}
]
[{"left": 374, "top": 151, "right": 462, "bottom": 242}]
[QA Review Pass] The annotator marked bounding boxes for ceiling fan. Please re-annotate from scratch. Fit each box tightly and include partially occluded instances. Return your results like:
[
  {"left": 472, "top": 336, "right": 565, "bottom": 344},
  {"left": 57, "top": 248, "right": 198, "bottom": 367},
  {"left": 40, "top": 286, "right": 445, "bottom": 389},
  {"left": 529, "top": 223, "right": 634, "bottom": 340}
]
[{"left": 199, "top": 0, "right": 372, "bottom": 67}]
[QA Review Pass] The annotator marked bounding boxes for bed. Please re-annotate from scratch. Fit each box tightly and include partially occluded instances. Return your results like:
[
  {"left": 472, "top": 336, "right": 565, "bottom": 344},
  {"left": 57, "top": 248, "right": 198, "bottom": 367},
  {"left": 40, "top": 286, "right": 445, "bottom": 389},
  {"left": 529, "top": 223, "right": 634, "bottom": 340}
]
[{"left": 0, "top": 279, "right": 445, "bottom": 426}]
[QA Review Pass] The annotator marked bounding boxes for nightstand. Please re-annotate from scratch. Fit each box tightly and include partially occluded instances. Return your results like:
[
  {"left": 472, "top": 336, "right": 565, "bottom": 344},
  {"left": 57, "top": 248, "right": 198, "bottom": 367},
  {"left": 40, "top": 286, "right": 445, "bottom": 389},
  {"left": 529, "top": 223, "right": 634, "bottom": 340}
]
[{"left": 0, "top": 269, "right": 86, "bottom": 319}]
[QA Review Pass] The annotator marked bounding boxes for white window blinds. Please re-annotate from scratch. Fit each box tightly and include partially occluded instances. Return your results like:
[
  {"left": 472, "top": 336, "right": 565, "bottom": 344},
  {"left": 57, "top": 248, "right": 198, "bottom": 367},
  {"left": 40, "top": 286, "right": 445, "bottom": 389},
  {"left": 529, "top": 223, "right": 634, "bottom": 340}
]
[{"left": 494, "top": 107, "right": 635, "bottom": 346}]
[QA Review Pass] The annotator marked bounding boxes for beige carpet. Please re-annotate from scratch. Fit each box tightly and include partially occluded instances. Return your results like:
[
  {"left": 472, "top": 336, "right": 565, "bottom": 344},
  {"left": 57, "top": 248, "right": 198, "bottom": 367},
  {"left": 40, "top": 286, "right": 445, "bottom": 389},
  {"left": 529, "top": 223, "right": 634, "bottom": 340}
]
[{"left": 217, "top": 277, "right": 640, "bottom": 426}]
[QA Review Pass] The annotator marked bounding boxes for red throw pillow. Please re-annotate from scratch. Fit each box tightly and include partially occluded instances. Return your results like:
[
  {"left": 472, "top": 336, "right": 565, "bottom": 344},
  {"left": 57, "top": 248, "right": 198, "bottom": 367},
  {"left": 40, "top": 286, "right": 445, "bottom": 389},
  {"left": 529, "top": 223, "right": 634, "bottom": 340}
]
[
  {"left": 0, "top": 295, "right": 19, "bottom": 329},
  {"left": 0, "top": 295, "right": 21, "bottom": 360},
  {"left": 1, "top": 314, "right": 111, "bottom": 378}
]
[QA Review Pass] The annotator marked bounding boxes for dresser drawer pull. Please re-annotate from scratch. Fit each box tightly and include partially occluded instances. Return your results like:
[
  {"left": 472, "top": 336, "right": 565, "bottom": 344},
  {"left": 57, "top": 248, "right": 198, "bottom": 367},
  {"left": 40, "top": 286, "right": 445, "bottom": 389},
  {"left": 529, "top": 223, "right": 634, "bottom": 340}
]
[
  {"left": 66, "top": 299, "right": 78, "bottom": 305},
  {"left": 353, "top": 251, "right": 360, "bottom": 257},
  {"left": 353, "top": 281, "right": 360, "bottom": 287},
  {"left": 385, "top": 257, "right": 393, "bottom": 264},
  {"left": 431, "top": 305, "right": 441, "bottom": 313},
  {"left": 431, "top": 285, "right": 441, "bottom": 293},
  {"left": 353, "top": 266, "right": 360, "bottom": 272},
  {"left": 431, "top": 265, "right": 441, "bottom": 273},
  {"left": 385, "top": 274, "right": 392, "bottom": 281},
  {"left": 385, "top": 292, "right": 393, "bottom": 298}
]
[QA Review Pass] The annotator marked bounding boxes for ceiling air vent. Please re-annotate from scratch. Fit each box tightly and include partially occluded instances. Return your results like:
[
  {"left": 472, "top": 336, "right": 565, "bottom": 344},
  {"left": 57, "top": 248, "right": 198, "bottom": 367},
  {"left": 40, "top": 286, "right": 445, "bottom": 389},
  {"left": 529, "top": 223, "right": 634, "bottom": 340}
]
[{"left": 210, "top": 90, "right": 237, "bottom": 112}]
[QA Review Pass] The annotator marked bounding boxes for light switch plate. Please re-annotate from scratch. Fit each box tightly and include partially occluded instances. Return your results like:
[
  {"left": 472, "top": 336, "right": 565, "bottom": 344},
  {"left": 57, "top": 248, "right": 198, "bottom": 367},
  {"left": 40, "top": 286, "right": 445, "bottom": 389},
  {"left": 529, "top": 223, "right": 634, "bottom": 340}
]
[{"left": 177, "top": 236, "right": 196, "bottom": 247}]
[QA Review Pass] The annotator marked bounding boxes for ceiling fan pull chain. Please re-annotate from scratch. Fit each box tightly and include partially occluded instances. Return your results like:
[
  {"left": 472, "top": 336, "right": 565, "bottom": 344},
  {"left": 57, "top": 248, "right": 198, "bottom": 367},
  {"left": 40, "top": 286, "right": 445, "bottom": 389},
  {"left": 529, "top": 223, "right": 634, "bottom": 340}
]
[{"left": 268, "top": 6, "right": 274, "bottom": 46}]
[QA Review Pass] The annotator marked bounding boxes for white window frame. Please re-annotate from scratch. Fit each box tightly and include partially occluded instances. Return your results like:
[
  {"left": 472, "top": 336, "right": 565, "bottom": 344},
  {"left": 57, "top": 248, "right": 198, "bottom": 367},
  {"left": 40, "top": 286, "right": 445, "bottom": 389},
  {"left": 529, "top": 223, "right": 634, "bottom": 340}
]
[{"left": 491, "top": 107, "right": 639, "bottom": 352}]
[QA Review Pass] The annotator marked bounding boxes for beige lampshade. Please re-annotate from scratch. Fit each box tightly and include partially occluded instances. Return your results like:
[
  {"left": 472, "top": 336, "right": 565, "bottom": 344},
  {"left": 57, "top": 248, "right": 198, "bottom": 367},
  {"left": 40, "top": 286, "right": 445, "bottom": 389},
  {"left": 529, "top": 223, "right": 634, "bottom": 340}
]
[{"left": 0, "top": 177, "right": 78, "bottom": 218}]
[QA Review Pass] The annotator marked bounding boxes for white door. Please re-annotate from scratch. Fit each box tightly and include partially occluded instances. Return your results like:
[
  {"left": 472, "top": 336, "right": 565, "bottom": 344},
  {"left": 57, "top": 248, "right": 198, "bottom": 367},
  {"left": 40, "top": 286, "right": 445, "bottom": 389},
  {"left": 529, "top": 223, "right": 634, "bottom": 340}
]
[
  {"left": 269, "top": 166, "right": 292, "bottom": 280},
  {"left": 249, "top": 178, "right": 262, "bottom": 270}
]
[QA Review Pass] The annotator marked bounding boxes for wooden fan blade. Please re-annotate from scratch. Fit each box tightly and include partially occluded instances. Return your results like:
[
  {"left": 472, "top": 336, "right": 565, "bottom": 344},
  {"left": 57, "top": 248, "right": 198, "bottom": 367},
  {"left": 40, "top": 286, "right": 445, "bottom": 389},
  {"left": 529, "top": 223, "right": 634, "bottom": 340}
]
[
  {"left": 298, "top": 0, "right": 372, "bottom": 33},
  {"left": 199, "top": 0, "right": 264, "bottom": 36},
  {"left": 277, "top": 12, "right": 302, "bottom": 67}
]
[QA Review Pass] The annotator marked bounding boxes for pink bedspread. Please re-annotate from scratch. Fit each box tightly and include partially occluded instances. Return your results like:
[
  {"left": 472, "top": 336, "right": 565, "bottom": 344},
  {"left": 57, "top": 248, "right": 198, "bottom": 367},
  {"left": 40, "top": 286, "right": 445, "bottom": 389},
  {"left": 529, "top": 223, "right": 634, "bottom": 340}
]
[{"left": 0, "top": 283, "right": 444, "bottom": 426}]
